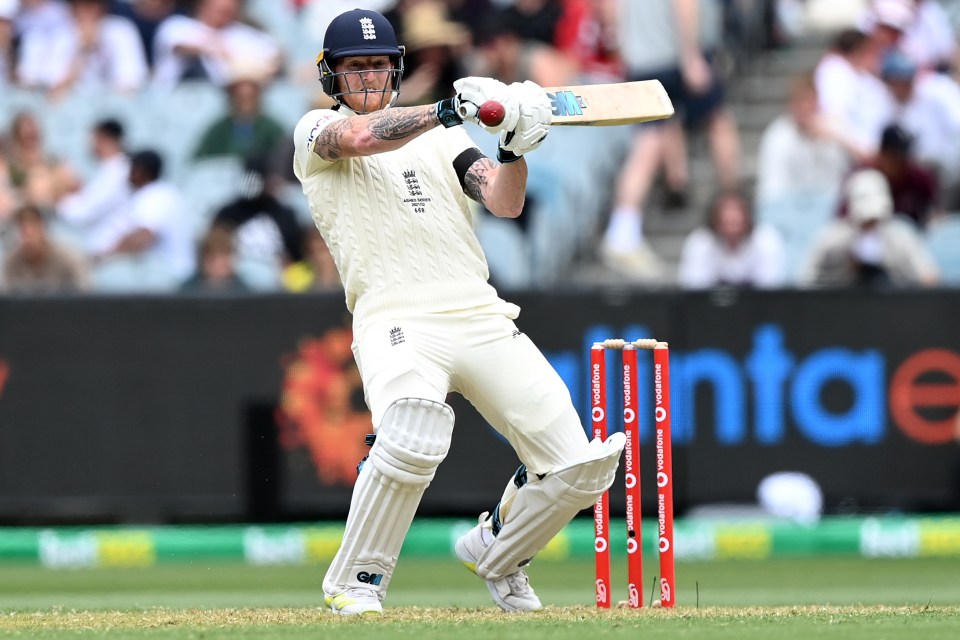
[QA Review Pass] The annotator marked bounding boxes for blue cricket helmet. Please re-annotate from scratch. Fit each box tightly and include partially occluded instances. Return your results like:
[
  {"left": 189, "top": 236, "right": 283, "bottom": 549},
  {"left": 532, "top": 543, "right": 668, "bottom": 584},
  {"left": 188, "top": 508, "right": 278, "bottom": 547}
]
[{"left": 317, "top": 8, "right": 405, "bottom": 110}]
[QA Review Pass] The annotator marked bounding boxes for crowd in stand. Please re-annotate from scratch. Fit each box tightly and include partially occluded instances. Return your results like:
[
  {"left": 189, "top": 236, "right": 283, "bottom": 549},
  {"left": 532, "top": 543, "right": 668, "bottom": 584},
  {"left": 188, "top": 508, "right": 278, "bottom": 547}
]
[{"left": 0, "top": 0, "right": 958, "bottom": 295}]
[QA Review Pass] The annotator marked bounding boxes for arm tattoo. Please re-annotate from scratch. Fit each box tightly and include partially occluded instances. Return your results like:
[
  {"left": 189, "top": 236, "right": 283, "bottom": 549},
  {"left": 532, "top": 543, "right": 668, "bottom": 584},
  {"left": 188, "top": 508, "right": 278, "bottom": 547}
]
[
  {"left": 368, "top": 106, "right": 435, "bottom": 141},
  {"left": 314, "top": 122, "right": 345, "bottom": 161},
  {"left": 464, "top": 158, "right": 496, "bottom": 204}
]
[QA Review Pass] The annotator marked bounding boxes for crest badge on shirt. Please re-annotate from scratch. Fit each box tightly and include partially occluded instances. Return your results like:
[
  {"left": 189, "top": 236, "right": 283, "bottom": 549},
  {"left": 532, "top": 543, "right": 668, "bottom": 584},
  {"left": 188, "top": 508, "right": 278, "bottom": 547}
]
[{"left": 401, "top": 169, "right": 431, "bottom": 215}]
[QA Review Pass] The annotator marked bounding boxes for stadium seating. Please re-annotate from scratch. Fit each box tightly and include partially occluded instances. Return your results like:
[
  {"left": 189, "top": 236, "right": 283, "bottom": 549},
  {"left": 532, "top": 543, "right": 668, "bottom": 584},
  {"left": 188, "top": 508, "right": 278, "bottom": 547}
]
[
  {"left": 926, "top": 213, "right": 960, "bottom": 285},
  {"left": 178, "top": 157, "right": 245, "bottom": 239},
  {"left": 757, "top": 192, "right": 838, "bottom": 283}
]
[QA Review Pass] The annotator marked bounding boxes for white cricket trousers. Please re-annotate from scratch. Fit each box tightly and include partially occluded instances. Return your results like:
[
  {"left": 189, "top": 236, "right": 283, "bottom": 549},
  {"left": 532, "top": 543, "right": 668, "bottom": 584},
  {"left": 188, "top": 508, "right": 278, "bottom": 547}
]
[{"left": 352, "top": 303, "right": 589, "bottom": 475}]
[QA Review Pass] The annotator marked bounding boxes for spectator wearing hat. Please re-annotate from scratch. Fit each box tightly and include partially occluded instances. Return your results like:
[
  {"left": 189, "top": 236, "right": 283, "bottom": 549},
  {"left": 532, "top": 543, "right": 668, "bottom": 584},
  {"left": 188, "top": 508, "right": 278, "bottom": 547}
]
[
  {"left": 886, "top": 0, "right": 956, "bottom": 72},
  {"left": 2, "top": 204, "right": 91, "bottom": 293},
  {"left": 192, "top": 64, "right": 286, "bottom": 161},
  {"left": 879, "top": 50, "right": 960, "bottom": 207},
  {"left": 842, "top": 123, "right": 940, "bottom": 228},
  {"left": 861, "top": 0, "right": 916, "bottom": 51},
  {"left": 386, "top": 0, "right": 470, "bottom": 106},
  {"left": 800, "top": 168, "right": 939, "bottom": 288},
  {"left": 17, "top": 0, "right": 148, "bottom": 97}
]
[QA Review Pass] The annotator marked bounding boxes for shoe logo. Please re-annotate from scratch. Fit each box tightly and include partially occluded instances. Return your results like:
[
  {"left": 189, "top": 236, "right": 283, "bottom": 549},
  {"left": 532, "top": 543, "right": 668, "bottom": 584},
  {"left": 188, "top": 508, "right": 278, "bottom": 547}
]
[
  {"left": 511, "top": 329, "right": 522, "bottom": 339},
  {"left": 357, "top": 571, "right": 384, "bottom": 585},
  {"left": 389, "top": 327, "right": 405, "bottom": 346}
]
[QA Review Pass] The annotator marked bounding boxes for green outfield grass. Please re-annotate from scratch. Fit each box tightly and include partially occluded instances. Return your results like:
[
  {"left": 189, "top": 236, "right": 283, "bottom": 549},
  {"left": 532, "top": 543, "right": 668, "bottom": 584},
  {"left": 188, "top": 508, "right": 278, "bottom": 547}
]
[{"left": 2, "top": 557, "right": 960, "bottom": 638}]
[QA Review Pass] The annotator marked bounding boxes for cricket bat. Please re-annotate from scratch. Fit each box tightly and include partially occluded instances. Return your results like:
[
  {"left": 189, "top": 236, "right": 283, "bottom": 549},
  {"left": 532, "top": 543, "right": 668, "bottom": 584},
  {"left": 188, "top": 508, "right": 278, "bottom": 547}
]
[{"left": 460, "top": 80, "right": 674, "bottom": 127}]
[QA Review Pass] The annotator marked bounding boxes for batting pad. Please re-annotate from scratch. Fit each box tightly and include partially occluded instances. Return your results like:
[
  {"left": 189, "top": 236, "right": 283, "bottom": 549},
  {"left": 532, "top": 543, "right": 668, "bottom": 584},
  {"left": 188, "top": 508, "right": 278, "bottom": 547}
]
[
  {"left": 475, "top": 432, "right": 626, "bottom": 580},
  {"left": 322, "top": 398, "right": 455, "bottom": 601}
]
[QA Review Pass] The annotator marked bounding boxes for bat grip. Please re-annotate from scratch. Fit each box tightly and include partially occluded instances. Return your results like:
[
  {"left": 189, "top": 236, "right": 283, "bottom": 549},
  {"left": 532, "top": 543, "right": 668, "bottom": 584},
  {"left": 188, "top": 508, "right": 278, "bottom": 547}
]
[{"left": 457, "top": 100, "right": 479, "bottom": 121}]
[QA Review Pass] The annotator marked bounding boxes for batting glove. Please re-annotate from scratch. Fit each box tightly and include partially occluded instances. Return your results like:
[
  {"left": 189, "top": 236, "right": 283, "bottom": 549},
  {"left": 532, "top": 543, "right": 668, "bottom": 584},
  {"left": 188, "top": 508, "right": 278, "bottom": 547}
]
[
  {"left": 450, "top": 77, "right": 520, "bottom": 133},
  {"left": 497, "top": 81, "right": 552, "bottom": 163}
]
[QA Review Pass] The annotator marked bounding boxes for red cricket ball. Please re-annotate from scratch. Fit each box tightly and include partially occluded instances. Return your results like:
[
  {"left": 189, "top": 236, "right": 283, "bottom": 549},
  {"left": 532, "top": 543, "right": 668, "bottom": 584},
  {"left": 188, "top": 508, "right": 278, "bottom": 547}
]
[{"left": 478, "top": 101, "right": 506, "bottom": 127}]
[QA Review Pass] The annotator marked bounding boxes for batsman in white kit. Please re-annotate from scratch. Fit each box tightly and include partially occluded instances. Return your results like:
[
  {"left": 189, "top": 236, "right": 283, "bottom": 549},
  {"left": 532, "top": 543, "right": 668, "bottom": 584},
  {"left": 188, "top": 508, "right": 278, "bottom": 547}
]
[{"left": 293, "top": 8, "right": 625, "bottom": 615}]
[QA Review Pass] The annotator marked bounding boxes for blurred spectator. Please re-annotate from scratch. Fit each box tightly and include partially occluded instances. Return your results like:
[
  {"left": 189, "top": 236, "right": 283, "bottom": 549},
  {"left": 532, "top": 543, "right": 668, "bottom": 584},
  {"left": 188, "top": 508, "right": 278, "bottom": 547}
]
[
  {"left": 860, "top": 0, "right": 916, "bottom": 52},
  {"left": 814, "top": 28, "right": 890, "bottom": 156},
  {"left": 598, "top": 0, "right": 741, "bottom": 280},
  {"left": 903, "top": 0, "right": 957, "bottom": 73},
  {"left": 110, "top": 0, "right": 181, "bottom": 69},
  {"left": 192, "top": 65, "right": 285, "bottom": 161},
  {"left": 15, "top": 0, "right": 71, "bottom": 40},
  {"left": 842, "top": 123, "right": 940, "bottom": 228},
  {"left": 446, "top": 0, "right": 494, "bottom": 33},
  {"left": 2, "top": 112, "right": 77, "bottom": 209},
  {"left": 678, "top": 191, "right": 786, "bottom": 289},
  {"left": 0, "top": 0, "right": 16, "bottom": 88},
  {"left": 387, "top": 0, "right": 469, "bottom": 105},
  {"left": 800, "top": 168, "right": 939, "bottom": 288},
  {"left": 151, "top": 0, "right": 282, "bottom": 90},
  {"left": 502, "top": 0, "right": 563, "bottom": 45},
  {"left": 2, "top": 204, "right": 90, "bottom": 293},
  {"left": 468, "top": 8, "right": 575, "bottom": 87},
  {"left": 212, "top": 157, "right": 303, "bottom": 287},
  {"left": 879, "top": 50, "right": 960, "bottom": 206},
  {"left": 864, "top": 0, "right": 955, "bottom": 72},
  {"left": 0, "top": 155, "right": 15, "bottom": 230},
  {"left": 756, "top": 72, "right": 857, "bottom": 208},
  {"left": 282, "top": 224, "right": 341, "bottom": 293},
  {"left": 179, "top": 222, "right": 249, "bottom": 293},
  {"left": 554, "top": 0, "right": 624, "bottom": 83},
  {"left": 17, "top": 0, "right": 148, "bottom": 97},
  {"left": 56, "top": 118, "right": 131, "bottom": 255},
  {"left": 96, "top": 149, "right": 194, "bottom": 286}
]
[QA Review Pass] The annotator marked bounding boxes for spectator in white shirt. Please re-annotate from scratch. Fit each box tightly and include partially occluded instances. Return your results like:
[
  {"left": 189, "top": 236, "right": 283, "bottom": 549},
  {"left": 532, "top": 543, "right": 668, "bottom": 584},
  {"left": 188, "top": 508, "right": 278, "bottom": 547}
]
[
  {"left": 14, "top": 0, "right": 70, "bottom": 40},
  {"left": 56, "top": 118, "right": 131, "bottom": 255},
  {"left": 815, "top": 28, "right": 892, "bottom": 155},
  {"left": 97, "top": 150, "right": 194, "bottom": 287},
  {"left": 151, "top": 0, "right": 282, "bottom": 90},
  {"left": 17, "top": 0, "right": 148, "bottom": 97},
  {"left": 756, "top": 72, "right": 858, "bottom": 208},
  {"left": 678, "top": 192, "right": 787, "bottom": 289}
]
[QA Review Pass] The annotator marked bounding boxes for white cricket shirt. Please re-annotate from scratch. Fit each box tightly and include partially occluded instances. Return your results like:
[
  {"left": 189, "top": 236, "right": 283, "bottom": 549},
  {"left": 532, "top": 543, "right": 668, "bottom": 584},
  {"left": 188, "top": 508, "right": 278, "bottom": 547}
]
[{"left": 293, "top": 108, "right": 504, "bottom": 323}]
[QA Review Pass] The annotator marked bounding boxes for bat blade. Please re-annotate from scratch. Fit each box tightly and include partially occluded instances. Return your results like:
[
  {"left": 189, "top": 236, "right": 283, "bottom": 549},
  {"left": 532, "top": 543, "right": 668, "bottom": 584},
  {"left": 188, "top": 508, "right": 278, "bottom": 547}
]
[{"left": 545, "top": 80, "right": 674, "bottom": 126}]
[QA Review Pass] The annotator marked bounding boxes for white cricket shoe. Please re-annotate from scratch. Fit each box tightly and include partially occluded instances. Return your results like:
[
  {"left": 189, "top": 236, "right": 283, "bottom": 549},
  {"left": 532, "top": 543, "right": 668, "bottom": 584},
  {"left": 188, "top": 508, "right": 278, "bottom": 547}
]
[
  {"left": 324, "top": 587, "right": 383, "bottom": 616},
  {"left": 455, "top": 512, "right": 542, "bottom": 612}
]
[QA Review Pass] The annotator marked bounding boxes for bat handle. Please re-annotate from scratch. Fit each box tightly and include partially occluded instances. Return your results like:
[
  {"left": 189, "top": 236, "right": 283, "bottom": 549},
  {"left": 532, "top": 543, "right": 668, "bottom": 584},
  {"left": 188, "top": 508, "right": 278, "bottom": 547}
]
[{"left": 457, "top": 100, "right": 478, "bottom": 121}]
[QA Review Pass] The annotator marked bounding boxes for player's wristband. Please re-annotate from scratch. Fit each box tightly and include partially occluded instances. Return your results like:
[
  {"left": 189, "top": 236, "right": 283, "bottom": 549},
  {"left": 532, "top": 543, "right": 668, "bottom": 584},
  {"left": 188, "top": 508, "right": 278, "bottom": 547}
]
[
  {"left": 436, "top": 97, "right": 463, "bottom": 128},
  {"left": 497, "top": 147, "right": 521, "bottom": 164}
]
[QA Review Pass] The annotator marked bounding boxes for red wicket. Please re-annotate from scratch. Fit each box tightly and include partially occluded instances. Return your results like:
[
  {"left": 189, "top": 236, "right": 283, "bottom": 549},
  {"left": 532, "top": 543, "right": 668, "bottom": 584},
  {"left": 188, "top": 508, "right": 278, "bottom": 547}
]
[
  {"left": 590, "top": 345, "right": 611, "bottom": 608},
  {"left": 592, "top": 339, "right": 675, "bottom": 609}
]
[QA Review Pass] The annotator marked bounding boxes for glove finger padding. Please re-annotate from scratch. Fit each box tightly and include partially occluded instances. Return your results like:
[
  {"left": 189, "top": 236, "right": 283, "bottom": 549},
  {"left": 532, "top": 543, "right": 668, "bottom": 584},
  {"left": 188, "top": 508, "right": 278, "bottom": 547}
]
[
  {"left": 499, "top": 81, "right": 553, "bottom": 156},
  {"left": 453, "top": 76, "right": 519, "bottom": 133}
]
